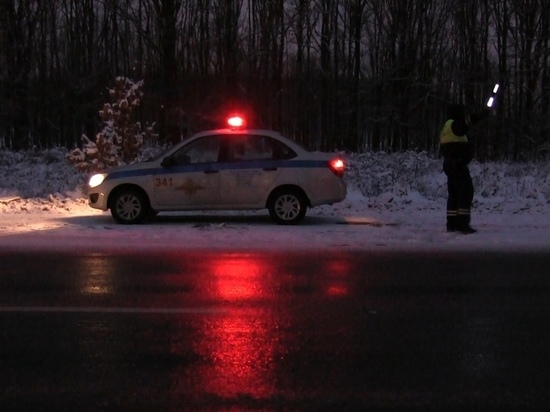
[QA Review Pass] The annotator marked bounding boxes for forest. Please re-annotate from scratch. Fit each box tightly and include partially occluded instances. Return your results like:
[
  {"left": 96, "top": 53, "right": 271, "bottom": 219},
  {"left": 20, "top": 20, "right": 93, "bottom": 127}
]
[{"left": 1, "top": 0, "right": 549, "bottom": 161}]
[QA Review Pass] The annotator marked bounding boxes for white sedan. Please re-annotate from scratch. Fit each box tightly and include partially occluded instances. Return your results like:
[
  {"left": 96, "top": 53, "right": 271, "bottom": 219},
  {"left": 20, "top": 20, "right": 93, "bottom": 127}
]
[{"left": 87, "top": 125, "right": 346, "bottom": 225}]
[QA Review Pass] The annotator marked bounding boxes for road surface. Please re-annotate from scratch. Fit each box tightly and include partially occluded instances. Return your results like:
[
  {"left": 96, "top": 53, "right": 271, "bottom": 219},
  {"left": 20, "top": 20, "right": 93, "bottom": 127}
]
[{"left": 1, "top": 250, "right": 550, "bottom": 410}]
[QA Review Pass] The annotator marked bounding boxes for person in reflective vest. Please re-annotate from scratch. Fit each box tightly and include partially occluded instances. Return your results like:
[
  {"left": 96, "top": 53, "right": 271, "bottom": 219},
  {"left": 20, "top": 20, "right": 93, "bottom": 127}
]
[{"left": 439, "top": 104, "right": 489, "bottom": 234}]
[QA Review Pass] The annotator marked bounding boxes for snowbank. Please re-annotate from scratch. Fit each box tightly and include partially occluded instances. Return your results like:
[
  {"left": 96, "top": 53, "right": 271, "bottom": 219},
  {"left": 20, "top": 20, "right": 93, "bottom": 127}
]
[{"left": 1, "top": 147, "right": 549, "bottom": 252}]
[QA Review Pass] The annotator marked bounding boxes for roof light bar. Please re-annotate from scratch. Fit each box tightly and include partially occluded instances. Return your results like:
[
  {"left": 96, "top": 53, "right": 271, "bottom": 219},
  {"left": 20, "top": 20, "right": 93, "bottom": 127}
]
[{"left": 227, "top": 115, "right": 245, "bottom": 128}]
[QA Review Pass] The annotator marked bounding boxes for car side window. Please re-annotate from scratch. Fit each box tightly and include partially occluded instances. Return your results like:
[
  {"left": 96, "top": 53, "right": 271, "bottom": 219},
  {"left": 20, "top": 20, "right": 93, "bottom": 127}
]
[
  {"left": 229, "top": 135, "right": 296, "bottom": 161},
  {"left": 270, "top": 138, "right": 297, "bottom": 160},
  {"left": 172, "top": 135, "right": 221, "bottom": 165}
]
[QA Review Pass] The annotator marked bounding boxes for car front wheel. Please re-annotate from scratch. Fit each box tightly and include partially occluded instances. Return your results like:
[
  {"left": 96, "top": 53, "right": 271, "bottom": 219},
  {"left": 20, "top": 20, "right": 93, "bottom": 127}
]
[
  {"left": 268, "top": 189, "right": 307, "bottom": 225},
  {"left": 110, "top": 189, "right": 149, "bottom": 224}
]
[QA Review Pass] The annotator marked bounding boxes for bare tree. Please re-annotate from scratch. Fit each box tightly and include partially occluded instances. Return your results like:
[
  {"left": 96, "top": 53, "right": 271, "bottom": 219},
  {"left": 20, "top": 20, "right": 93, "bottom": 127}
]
[{"left": 0, "top": 0, "right": 548, "bottom": 161}]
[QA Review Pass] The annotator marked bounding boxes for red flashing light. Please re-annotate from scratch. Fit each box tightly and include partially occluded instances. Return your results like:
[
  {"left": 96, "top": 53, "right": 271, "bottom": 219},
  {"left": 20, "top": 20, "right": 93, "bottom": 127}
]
[
  {"left": 227, "top": 115, "right": 245, "bottom": 128},
  {"left": 328, "top": 158, "right": 345, "bottom": 177}
]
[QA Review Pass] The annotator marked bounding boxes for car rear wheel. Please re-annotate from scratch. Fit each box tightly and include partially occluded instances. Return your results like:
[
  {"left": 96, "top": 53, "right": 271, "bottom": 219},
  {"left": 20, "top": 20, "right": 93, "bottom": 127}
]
[
  {"left": 268, "top": 189, "right": 307, "bottom": 225},
  {"left": 110, "top": 188, "right": 149, "bottom": 224}
]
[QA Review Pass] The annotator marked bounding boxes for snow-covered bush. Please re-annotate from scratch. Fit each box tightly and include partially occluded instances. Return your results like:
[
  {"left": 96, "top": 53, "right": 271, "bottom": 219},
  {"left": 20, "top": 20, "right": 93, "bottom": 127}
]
[
  {"left": 344, "top": 151, "right": 443, "bottom": 199},
  {"left": 2, "top": 148, "right": 548, "bottom": 214},
  {"left": 344, "top": 152, "right": 550, "bottom": 210},
  {"left": 1, "top": 147, "right": 86, "bottom": 198},
  {"left": 67, "top": 77, "right": 157, "bottom": 172}
]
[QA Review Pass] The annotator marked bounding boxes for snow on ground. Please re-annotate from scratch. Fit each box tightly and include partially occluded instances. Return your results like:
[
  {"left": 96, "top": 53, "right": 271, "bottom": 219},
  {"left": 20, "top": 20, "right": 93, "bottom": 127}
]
[{"left": 1, "top": 147, "right": 549, "bottom": 253}]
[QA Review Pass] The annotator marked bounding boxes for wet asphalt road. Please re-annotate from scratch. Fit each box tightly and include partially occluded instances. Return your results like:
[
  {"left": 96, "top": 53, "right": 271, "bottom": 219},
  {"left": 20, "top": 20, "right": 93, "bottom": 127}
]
[{"left": 1, "top": 250, "right": 550, "bottom": 410}]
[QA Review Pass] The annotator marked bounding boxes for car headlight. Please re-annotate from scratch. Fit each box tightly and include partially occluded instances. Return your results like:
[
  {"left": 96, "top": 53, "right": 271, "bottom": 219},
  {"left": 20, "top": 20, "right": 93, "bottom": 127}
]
[{"left": 88, "top": 173, "right": 107, "bottom": 188}]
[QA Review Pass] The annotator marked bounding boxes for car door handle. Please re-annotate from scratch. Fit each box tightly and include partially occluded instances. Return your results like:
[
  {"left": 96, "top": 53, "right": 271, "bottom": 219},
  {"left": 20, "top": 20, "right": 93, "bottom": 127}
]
[
  {"left": 263, "top": 167, "right": 278, "bottom": 171},
  {"left": 204, "top": 170, "right": 219, "bottom": 174}
]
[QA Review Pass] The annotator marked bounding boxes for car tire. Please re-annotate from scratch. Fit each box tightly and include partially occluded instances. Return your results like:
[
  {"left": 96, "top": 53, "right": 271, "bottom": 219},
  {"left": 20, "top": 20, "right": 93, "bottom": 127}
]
[
  {"left": 268, "top": 188, "right": 307, "bottom": 225},
  {"left": 110, "top": 188, "right": 149, "bottom": 224}
]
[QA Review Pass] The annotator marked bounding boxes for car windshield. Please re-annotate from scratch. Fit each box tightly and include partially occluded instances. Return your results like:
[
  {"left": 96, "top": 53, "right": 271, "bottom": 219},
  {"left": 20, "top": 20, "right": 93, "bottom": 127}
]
[
  {"left": 145, "top": 130, "right": 209, "bottom": 162},
  {"left": 147, "top": 145, "right": 175, "bottom": 162}
]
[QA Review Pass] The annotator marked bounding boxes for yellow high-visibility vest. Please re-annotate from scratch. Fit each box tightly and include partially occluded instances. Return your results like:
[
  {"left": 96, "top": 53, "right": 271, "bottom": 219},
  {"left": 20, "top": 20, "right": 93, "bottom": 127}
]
[{"left": 440, "top": 120, "right": 468, "bottom": 144}]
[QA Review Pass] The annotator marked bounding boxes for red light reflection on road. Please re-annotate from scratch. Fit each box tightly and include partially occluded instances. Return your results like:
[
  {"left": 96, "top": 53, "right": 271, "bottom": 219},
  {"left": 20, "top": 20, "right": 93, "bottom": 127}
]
[
  {"left": 196, "top": 314, "right": 280, "bottom": 398},
  {"left": 326, "top": 285, "right": 348, "bottom": 296},
  {"left": 174, "top": 253, "right": 283, "bottom": 399},
  {"left": 325, "top": 258, "right": 351, "bottom": 297},
  {"left": 211, "top": 254, "right": 265, "bottom": 301}
]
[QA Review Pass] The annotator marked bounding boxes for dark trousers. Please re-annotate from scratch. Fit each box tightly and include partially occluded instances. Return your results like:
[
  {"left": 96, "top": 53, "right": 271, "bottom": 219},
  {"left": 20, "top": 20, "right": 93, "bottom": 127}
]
[{"left": 443, "top": 160, "right": 474, "bottom": 229}]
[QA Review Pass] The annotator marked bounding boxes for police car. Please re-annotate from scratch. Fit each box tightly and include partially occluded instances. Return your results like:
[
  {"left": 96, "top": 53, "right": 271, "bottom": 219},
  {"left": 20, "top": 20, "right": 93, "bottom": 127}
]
[{"left": 87, "top": 116, "right": 347, "bottom": 225}]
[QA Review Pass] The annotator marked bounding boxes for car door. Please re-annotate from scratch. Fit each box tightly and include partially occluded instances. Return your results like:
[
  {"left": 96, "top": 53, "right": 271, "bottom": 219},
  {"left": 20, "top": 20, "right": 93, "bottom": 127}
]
[
  {"left": 154, "top": 135, "right": 221, "bottom": 209},
  {"left": 219, "top": 135, "right": 293, "bottom": 207}
]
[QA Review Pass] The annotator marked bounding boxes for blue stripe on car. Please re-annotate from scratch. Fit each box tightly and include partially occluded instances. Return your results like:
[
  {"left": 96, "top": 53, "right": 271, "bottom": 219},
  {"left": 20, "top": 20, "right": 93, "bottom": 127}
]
[{"left": 105, "top": 160, "right": 328, "bottom": 181}]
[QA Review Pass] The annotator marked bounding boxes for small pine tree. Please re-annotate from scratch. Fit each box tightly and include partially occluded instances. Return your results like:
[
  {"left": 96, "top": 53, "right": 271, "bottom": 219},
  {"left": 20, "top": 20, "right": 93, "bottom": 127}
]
[{"left": 67, "top": 77, "right": 157, "bottom": 172}]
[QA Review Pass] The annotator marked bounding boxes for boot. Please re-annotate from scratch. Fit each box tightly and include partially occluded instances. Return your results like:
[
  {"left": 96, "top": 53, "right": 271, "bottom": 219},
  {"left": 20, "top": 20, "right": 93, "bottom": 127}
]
[
  {"left": 446, "top": 213, "right": 458, "bottom": 232},
  {"left": 458, "top": 225, "right": 477, "bottom": 234},
  {"left": 456, "top": 214, "right": 477, "bottom": 234}
]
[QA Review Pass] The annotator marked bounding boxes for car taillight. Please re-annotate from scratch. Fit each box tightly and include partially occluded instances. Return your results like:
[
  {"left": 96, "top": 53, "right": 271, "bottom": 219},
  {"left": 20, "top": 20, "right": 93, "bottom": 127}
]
[{"left": 328, "top": 158, "right": 345, "bottom": 177}]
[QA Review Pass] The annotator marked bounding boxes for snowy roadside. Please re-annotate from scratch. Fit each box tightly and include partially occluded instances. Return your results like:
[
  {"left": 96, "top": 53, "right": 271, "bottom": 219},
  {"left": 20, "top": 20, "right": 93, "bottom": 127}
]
[
  {"left": 1, "top": 187, "right": 549, "bottom": 253},
  {"left": 1, "top": 148, "right": 549, "bottom": 253}
]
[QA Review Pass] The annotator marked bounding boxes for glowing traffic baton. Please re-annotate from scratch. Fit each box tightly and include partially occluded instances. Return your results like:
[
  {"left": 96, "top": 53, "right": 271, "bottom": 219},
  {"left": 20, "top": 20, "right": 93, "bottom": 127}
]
[{"left": 486, "top": 83, "right": 499, "bottom": 107}]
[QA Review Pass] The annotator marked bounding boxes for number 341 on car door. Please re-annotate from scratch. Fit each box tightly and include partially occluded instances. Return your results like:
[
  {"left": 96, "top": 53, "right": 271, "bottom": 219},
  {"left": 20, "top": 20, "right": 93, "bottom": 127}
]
[{"left": 155, "top": 177, "right": 173, "bottom": 187}]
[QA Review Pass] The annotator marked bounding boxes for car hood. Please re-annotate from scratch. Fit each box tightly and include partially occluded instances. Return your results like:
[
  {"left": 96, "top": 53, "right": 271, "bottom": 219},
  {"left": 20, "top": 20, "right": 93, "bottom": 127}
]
[{"left": 106, "top": 161, "right": 156, "bottom": 174}]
